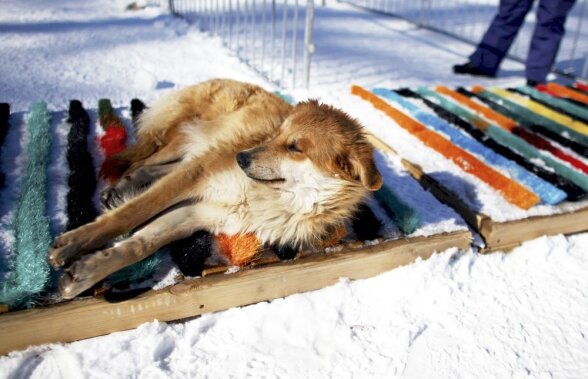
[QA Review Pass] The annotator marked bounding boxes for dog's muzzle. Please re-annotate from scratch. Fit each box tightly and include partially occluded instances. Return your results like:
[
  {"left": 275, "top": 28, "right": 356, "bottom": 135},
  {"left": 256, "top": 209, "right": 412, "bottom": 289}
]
[{"left": 236, "top": 151, "right": 251, "bottom": 169}]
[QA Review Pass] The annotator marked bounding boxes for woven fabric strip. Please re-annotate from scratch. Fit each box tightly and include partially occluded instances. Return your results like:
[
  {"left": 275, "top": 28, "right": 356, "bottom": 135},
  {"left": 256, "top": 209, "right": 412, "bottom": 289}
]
[{"left": 0, "top": 102, "right": 53, "bottom": 308}]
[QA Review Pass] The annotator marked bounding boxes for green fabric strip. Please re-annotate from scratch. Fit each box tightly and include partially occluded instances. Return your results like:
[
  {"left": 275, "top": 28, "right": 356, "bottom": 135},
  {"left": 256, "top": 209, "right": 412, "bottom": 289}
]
[{"left": 98, "top": 98, "right": 115, "bottom": 126}]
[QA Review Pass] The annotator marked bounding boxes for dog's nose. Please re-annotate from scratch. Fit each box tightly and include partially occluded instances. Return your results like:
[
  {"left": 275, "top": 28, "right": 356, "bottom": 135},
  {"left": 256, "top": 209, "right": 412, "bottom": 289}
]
[{"left": 236, "top": 152, "right": 251, "bottom": 169}]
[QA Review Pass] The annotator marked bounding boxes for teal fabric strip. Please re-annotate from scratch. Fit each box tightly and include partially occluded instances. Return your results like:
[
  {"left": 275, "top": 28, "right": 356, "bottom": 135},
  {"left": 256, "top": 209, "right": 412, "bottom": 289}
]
[
  {"left": 274, "top": 91, "right": 295, "bottom": 104},
  {"left": 478, "top": 90, "right": 588, "bottom": 147},
  {"left": 0, "top": 102, "right": 53, "bottom": 309},
  {"left": 108, "top": 251, "right": 162, "bottom": 286},
  {"left": 374, "top": 184, "right": 421, "bottom": 235}
]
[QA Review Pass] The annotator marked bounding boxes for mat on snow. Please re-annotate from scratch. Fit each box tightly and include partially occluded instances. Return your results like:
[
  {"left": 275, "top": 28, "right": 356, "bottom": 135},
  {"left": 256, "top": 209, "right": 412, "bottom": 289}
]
[
  {"left": 352, "top": 84, "right": 588, "bottom": 251},
  {"left": 0, "top": 98, "right": 470, "bottom": 354}
]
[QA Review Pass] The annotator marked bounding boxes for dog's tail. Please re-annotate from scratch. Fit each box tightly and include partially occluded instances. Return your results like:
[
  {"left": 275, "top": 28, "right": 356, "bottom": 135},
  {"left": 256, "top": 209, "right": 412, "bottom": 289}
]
[
  {"left": 100, "top": 136, "right": 159, "bottom": 180},
  {"left": 100, "top": 90, "right": 188, "bottom": 180}
]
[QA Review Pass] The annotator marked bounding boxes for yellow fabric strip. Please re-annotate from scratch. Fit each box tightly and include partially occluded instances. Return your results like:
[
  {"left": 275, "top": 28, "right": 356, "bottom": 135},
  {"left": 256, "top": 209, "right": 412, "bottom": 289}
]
[{"left": 489, "top": 88, "right": 588, "bottom": 137}]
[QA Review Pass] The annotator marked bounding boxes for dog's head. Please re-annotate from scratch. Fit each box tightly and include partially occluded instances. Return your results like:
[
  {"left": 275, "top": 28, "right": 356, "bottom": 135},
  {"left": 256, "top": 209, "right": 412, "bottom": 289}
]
[{"left": 236, "top": 99, "right": 383, "bottom": 192}]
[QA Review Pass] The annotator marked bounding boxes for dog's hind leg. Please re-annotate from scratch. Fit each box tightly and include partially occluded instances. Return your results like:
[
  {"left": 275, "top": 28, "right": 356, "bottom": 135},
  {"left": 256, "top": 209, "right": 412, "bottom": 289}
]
[
  {"left": 100, "top": 134, "right": 188, "bottom": 209},
  {"left": 103, "top": 131, "right": 185, "bottom": 181},
  {"left": 100, "top": 161, "right": 179, "bottom": 210},
  {"left": 49, "top": 159, "right": 204, "bottom": 268},
  {"left": 58, "top": 203, "right": 217, "bottom": 299},
  {"left": 124, "top": 134, "right": 186, "bottom": 173}
]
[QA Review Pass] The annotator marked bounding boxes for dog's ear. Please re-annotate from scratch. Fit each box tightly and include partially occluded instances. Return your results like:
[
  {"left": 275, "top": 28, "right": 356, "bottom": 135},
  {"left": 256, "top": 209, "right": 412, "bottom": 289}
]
[
  {"left": 335, "top": 143, "right": 383, "bottom": 191},
  {"left": 351, "top": 147, "right": 383, "bottom": 191}
]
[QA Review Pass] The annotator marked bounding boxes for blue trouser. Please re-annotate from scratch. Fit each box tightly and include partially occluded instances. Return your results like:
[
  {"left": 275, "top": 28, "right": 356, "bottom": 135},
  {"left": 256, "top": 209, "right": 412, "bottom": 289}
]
[{"left": 469, "top": 0, "right": 577, "bottom": 82}]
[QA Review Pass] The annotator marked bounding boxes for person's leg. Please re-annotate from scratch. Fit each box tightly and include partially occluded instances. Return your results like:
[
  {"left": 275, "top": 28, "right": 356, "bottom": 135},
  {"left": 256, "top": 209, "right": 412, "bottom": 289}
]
[
  {"left": 458, "top": 0, "right": 534, "bottom": 76},
  {"left": 526, "top": 0, "right": 577, "bottom": 83}
]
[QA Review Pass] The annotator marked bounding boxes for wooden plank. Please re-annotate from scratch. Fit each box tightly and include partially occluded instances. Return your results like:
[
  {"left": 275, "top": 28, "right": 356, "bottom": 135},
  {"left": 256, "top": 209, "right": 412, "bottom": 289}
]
[
  {"left": 0, "top": 231, "right": 471, "bottom": 355},
  {"left": 366, "top": 132, "right": 588, "bottom": 251},
  {"left": 479, "top": 206, "right": 588, "bottom": 252},
  {"left": 401, "top": 158, "right": 588, "bottom": 251}
]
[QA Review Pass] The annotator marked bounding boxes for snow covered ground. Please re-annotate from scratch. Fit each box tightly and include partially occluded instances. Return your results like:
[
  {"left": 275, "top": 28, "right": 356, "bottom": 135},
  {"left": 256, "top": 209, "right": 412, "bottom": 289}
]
[
  {"left": 1, "top": 0, "right": 587, "bottom": 377},
  {"left": 2, "top": 235, "right": 587, "bottom": 378}
]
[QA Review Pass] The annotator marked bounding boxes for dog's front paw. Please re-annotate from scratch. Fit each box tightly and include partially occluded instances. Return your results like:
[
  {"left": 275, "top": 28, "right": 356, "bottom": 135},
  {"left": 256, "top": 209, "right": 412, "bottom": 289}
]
[
  {"left": 48, "top": 228, "right": 90, "bottom": 268},
  {"left": 58, "top": 256, "right": 99, "bottom": 299}
]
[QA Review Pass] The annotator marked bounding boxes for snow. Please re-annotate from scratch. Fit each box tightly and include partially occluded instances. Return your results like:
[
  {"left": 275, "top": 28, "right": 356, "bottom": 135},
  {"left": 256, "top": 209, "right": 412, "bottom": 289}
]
[
  {"left": 1, "top": 0, "right": 588, "bottom": 377},
  {"left": 2, "top": 235, "right": 588, "bottom": 378},
  {"left": 375, "top": 152, "right": 466, "bottom": 237},
  {"left": 0, "top": 0, "right": 267, "bottom": 113}
]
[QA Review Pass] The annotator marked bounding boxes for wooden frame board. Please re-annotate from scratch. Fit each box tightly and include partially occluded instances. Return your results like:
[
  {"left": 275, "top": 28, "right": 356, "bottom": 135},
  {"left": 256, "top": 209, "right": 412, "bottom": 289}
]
[
  {"left": 0, "top": 230, "right": 471, "bottom": 355},
  {"left": 367, "top": 133, "right": 588, "bottom": 252}
]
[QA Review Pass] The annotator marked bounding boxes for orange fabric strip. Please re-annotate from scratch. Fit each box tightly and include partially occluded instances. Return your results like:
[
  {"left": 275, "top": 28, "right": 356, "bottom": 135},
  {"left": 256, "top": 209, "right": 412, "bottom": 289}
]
[
  {"left": 216, "top": 233, "right": 262, "bottom": 266},
  {"left": 321, "top": 225, "right": 347, "bottom": 249},
  {"left": 546, "top": 83, "right": 588, "bottom": 105},
  {"left": 436, "top": 86, "right": 517, "bottom": 132},
  {"left": 351, "top": 85, "right": 540, "bottom": 209}
]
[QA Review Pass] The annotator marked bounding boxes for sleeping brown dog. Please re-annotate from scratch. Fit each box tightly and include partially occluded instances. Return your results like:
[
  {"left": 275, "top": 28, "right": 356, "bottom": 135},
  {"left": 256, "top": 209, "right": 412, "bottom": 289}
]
[{"left": 48, "top": 78, "right": 383, "bottom": 299}]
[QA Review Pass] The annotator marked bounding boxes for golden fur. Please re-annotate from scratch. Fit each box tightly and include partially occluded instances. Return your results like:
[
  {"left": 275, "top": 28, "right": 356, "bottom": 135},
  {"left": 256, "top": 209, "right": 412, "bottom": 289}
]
[{"left": 48, "top": 79, "right": 383, "bottom": 299}]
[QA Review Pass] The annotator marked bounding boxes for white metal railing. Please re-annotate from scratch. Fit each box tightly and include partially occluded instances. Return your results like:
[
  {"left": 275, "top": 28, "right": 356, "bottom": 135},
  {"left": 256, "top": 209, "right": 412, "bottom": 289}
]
[
  {"left": 168, "top": 0, "right": 316, "bottom": 88},
  {"left": 342, "top": 0, "right": 588, "bottom": 79}
]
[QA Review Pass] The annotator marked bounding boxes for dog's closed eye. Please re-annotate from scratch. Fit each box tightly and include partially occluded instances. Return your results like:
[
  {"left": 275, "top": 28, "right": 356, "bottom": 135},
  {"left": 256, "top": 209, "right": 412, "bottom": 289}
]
[{"left": 287, "top": 141, "right": 303, "bottom": 153}]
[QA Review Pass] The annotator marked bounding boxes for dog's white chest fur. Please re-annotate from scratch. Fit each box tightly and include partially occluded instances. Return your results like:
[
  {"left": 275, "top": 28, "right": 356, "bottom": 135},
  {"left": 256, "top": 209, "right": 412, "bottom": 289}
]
[{"left": 198, "top": 162, "right": 347, "bottom": 247}]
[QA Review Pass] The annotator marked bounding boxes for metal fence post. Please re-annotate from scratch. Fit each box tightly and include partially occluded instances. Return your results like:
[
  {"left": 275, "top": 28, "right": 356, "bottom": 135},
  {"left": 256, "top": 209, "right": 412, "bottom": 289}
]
[
  {"left": 262, "top": 0, "right": 267, "bottom": 72},
  {"left": 168, "top": 0, "right": 316, "bottom": 87},
  {"left": 271, "top": 0, "right": 276, "bottom": 78},
  {"left": 280, "top": 0, "right": 289, "bottom": 86},
  {"left": 252, "top": 0, "right": 257, "bottom": 64},
  {"left": 303, "top": 0, "right": 315, "bottom": 88},
  {"left": 229, "top": 0, "right": 233, "bottom": 47},
  {"left": 291, "top": 0, "right": 300, "bottom": 88},
  {"left": 236, "top": 0, "right": 241, "bottom": 51},
  {"left": 245, "top": 0, "right": 250, "bottom": 61}
]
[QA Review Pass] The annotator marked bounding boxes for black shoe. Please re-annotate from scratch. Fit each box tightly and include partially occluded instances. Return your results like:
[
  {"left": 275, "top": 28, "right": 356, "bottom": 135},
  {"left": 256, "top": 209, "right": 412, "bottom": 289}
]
[
  {"left": 453, "top": 62, "right": 495, "bottom": 78},
  {"left": 526, "top": 79, "right": 542, "bottom": 87}
]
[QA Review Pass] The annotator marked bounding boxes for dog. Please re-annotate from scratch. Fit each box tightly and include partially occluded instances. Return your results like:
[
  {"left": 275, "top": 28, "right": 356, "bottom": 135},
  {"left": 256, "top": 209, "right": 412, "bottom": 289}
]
[{"left": 48, "top": 79, "right": 383, "bottom": 299}]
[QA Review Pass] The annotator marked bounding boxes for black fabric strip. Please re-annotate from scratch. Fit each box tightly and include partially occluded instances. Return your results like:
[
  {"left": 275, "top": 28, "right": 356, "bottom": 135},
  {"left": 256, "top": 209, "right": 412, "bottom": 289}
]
[
  {"left": 272, "top": 244, "right": 298, "bottom": 261},
  {"left": 0, "top": 103, "right": 9, "bottom": 147},
  {"left": 65, "top": 100, "right": 99, "bottom": 231},
  {"left": 130, "top": 98, "right": 147, "bottom": 130},
  {"left": 397, "top": 88, "right": 585, "bottom": 201},
  {"left": 350, "top": 202, "right": 382, "bottom": 241},
  {"left": 168, "top": 230, "right": 213, "bottom": 277},
  {"left": 0, "top": 103, "right": 9, "bottom": 188}
]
